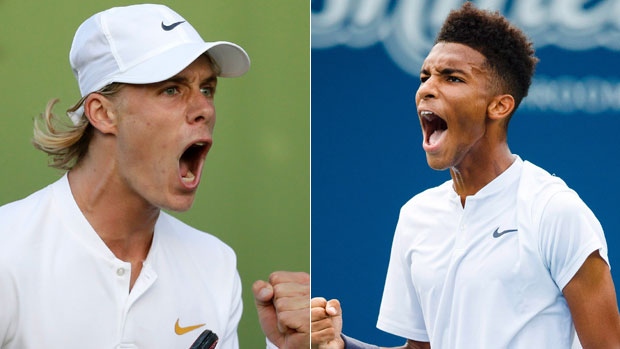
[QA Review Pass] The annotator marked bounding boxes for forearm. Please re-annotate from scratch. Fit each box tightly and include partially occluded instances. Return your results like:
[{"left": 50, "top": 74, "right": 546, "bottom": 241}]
[{"left": 341, "top": 334, "right": 379, "bottom": 349}]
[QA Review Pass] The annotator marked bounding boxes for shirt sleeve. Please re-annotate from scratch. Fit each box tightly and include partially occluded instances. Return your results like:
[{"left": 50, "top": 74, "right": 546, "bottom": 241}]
[
  {"left": 538, "top": 190, "right": 609, "bottom": 291},
  {"left": 376, "top": 210, "right": 429, "bottom": 342}
]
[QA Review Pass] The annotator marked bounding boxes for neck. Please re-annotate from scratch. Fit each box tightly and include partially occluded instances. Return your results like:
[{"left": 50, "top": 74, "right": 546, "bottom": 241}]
[
  {"left": 450, "top": 144, "right": 514, "bottom": 207},
  {"left": 68, "top": 156, "right": 158, "bottom": 290}
]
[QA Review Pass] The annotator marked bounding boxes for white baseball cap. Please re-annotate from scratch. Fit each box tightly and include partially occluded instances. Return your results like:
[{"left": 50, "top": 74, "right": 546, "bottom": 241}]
[{"left": 68, "top": 4, "right": 250, "bottom": 124}]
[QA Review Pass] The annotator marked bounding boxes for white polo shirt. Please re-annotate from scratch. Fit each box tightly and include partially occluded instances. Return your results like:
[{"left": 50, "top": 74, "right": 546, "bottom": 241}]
[
  {"left": 0, "top": 175, "right": 242, "bottom": 349},
  {"left": 377, "top": 157, "right": 608, "bottom": 348}
]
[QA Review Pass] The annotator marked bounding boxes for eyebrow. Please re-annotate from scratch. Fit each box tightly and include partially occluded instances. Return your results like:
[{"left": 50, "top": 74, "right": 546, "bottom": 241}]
[
  {"left": 163, "top": 74, "right": 218, "bottom": 86},
  {"left": 420, "top": 67, "right": 467, "bottom": 76}
]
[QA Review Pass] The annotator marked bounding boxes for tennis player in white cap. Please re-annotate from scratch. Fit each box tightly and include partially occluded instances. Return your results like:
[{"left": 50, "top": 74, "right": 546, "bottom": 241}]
[{"left": 0, "top": 4, "right": 308, "bottom": 349}]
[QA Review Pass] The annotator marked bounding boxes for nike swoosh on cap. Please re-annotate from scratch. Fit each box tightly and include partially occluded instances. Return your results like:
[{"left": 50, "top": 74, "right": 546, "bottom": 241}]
[
  {"left": 161, "top": 20, "right": 185, "bottom": 31},
  {"left": 175, "top": 318, "right": 205, "bottom": 335},
  {"left": 492, "top": 227, "right": 518, "bottom": 238}
]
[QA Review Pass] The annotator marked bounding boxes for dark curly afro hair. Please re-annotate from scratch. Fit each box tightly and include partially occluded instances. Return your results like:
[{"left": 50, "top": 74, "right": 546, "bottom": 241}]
[{"left": 436, "top": 2, "right": 538, "bottom": 111}]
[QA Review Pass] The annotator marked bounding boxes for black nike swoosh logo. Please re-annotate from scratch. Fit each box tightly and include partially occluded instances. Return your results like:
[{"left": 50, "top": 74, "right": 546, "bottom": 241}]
[
  {"left": 161, "top": 21, "right": 185, "bottom": 31},
  {"left": 492, "top": 227, "right": 518, "bottom": 238}
]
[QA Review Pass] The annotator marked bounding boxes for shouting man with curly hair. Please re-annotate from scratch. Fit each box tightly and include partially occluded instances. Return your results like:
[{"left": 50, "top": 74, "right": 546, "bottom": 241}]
[{"left": 311, "top": 2, "right": 620, "bottom": 348}]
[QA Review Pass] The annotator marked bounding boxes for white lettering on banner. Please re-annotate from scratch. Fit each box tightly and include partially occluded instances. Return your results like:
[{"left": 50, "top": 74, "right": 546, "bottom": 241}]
[
  {"left": 524, "top": 76, "right": 620, "bottom": 113},
  {"left": 312, "top": 0, "right": 620, "bottom": 113}
]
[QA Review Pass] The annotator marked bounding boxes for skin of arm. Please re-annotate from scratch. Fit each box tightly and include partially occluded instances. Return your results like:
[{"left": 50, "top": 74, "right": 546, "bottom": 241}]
[
  {"left": 563, "top": 250, "right": 620, "bottom": 348},
  {"left": 400, "top": 340, "right": 431, "bottom": 349}
]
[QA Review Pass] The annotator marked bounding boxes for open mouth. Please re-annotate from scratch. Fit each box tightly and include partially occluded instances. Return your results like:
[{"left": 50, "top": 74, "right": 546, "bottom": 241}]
[
  {"left": 420, "top": 110, "right": 447, "bottom": 146},
  {"left": 179, "top": 141, "right": 209, "bottom": 185}
]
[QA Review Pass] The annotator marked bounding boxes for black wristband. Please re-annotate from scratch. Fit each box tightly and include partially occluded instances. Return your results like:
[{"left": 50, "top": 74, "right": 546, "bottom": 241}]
[{"left": 341, "top": 334, "right": 380, "bottom": 349}]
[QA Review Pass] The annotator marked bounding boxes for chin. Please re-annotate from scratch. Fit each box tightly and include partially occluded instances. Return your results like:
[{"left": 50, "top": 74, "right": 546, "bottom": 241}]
[
  {"left": 426, "top": 155, "right": 450, "bottom": 171},
  {"left": 159, "top": 195, "right": 196, "bottom": 212}
]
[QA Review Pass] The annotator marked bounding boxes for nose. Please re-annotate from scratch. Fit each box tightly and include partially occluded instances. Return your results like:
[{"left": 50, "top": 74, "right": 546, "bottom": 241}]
[
  {"left": 416, "top": 76, "right": 437, "bottom": 102},
  {"left": 187, "top": 88, "right": 215, "bottom": 125}
]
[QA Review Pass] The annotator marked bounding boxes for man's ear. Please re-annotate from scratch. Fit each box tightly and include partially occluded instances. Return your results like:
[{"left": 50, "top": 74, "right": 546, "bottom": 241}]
[
  {"left": 487, "top": 94, "right": 515, "bottom": 121},
  {"left": 83, "top": 93, "right": 118, "bottom": 135}
]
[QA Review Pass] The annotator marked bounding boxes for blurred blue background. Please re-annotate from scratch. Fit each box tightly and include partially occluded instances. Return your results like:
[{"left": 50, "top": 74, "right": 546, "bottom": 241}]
[{"left": 311, "top": 0, "right": 620, "bottom": 345}]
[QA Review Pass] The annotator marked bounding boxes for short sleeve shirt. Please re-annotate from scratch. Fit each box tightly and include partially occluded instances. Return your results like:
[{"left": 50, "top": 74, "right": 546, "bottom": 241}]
[
  {"left": 0, "top": 175, "right": 243, "bottom": 349},
  {"left": 377, "top": 157, "right": 608, "bottom": 348}
]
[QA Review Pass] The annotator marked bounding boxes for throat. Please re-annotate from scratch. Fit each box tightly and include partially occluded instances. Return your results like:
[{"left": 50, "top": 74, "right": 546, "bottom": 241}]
[
  {"left": 129, "top": 260, "right": 145, "bottom": 292},
  {"left": 450, "top": 167, "right": 483, "bottom": 206},
  {"left": 103, "top": 236, "right": 153, "bottom": 293},
  {"left": 449, "top": 154, "right": 517, "bottom": 206}
]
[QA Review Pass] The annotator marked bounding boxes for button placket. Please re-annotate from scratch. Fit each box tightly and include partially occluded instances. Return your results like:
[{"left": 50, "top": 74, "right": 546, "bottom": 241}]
[{"left": 115, "top": 344, "right": 137, "bottom": 349}]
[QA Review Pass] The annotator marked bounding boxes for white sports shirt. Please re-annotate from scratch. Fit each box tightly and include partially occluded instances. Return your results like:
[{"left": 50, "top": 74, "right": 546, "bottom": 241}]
[
  {"left": 377, "top": 157, "right": 609, "bottom": 348},
  {"left": 0, "top": 175, "right": 242, "bottom": 349}
]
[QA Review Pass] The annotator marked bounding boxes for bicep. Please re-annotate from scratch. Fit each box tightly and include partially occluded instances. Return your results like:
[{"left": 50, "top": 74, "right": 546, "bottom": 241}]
[{"left": 563, "top": 250, "right": 620, "bottom": 347}]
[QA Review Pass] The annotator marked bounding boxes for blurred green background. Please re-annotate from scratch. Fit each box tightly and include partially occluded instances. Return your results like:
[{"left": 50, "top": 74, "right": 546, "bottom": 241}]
[{"left": 0, "top": 0, "right": 309, "bottom": 346}]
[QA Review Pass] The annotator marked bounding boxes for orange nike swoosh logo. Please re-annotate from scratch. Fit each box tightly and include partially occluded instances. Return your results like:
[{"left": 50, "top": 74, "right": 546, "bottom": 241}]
[{"left": 174, "top": 318, "right": 206, "bottom": 335}]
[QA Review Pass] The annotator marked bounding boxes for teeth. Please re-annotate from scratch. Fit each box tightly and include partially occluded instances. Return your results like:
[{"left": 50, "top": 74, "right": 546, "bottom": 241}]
[
  {"left": 193, "top": 142, "right": 205, "bottom": 147},
  {"left": 420, "top": 110, "right": 434, "bottom": 119},
  {"left": 182, "top": 170, "right": 195, "bottom": 183}
]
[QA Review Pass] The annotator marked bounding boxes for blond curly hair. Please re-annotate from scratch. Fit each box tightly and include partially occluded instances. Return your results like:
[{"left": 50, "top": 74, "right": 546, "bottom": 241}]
[{"left": 32, "top": 83, "right": 123, "bottom": 171}]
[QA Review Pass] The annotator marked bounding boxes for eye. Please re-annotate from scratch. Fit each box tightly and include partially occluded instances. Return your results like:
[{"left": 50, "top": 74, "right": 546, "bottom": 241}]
[
  {"left": 447, "top": 76, "right": 464, "bottom": 83},
  {"left": 163, "top": 86, "right": 179, "bottom": 96},
  {"left": 201, "top": 86, "right": 215, "bottom": 97},
  {"left": 420, "top": 75, "right": 429, "bottom": 83}
]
